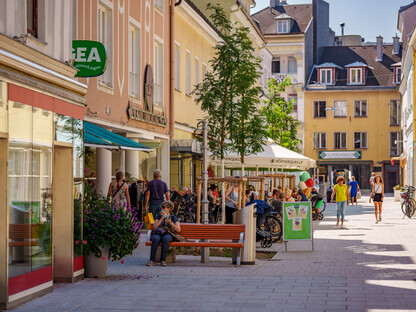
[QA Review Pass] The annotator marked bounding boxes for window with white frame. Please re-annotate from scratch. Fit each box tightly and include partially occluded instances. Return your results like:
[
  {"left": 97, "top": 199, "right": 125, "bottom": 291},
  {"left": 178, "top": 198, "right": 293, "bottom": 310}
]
[
  {"left": 349, "top": 68, "right": 362, "bottom": 84},
  {"left": 314, "top": 101, "right": 326, "bottom": 118},
  {"left": 394, "top": 67, "right": 401, "bottom": 84},
  {"left": 320, "top": 69, "right": 332, "bottom": 85},
  {"left": 186, "top": 51, "right": 191, "bottom": 95},
  {"left": 272, "top": 58, "right": 280, "bottom": 74},
  {"left": 354, "top": 132, "right": 367, "bottom": 149},
  {"left": 390, "top": 99, "right": 399, "bottom": 126},
  {"left": 334, "top": 132, "right": 347, "bottom": 149},
  {"left": 174, "top": 43, "right": 180, "bottom": 91},
  {"left": 354, "top": 100, "right": 367, "bottom": 117},
  {"left": 313, "top": 132, "right": 326, "bottom": 149},
  {"left": 154, "top": 41, "right": 163, "bottom": 106},
  {"left": 288, "top": 56, "right": 297, "bottom": 74},
  {"left": 277, "top": 20, "right": 289, "bottom": 33},
  {"left": 334, "top": 100, "right": 347, "bottom": 117},
  {"left": 195, "top": 58, "right": 200, "bottom": 87},
  {"left": 128, "top": 24, "right": 140, "bottom": 98},
  {"left": 202, "top": 63, "right": 207, "bottom": 81},
  {"left": 390, "top": 131, "right": 400, "bottom": 156},
  {"left": 98, "top": 4, "right": 113, "bottom": 87},
  {"left": 155, "top": 0, "right": 163, "bottom": 10}
]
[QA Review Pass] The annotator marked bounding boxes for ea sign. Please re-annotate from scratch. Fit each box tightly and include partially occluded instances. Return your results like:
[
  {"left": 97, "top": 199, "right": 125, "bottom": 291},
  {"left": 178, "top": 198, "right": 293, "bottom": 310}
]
[{"left": 72, "top": 40, "right": 107, "bottom": 77}]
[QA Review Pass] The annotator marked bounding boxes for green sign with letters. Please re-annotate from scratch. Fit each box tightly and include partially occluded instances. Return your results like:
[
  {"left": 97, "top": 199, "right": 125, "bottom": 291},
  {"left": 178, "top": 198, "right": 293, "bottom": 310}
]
[
  {"left": 319, "top": 151, "right": 362, "bottom": 160},
  {"left": 72, "top": 40, "right": 107, "bottom": 77},
  {"left": 283, "top": 202, "right": 312, "bottom": 240}
]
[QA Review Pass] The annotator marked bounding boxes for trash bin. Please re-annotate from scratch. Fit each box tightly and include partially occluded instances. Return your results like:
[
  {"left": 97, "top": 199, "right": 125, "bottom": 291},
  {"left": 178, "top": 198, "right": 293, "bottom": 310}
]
[{"left": 232, "top": 204, "right": 256, "bottom": 265}]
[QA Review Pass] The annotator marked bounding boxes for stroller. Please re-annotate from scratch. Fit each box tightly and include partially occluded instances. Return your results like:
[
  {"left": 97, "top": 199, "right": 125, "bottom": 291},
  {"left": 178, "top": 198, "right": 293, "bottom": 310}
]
[{"left": 311, "top": 194, "right": 325, "bottom": 220}]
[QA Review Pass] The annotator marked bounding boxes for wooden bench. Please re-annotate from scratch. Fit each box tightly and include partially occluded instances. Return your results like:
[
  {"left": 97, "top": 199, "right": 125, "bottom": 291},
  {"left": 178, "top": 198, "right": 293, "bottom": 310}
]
[
  {"left": 9, "top": 224, "right": 39, "bottom": 247},
  {"left": 146, "top": 223, "right": 245, "bottom": 265}
]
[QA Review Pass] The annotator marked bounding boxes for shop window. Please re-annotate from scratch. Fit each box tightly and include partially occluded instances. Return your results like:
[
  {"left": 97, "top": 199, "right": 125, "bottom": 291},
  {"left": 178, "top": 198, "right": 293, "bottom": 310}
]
[
  {"left": 334, "top": 100, "right": 347, "bottom": 117},
  {"left": 98, "top": 4, "right": 113, "bottom": 87},
  {"left": 354, "top": 132, "right": 367, "bottom": 149},
  {"left": 334, "top": 132, "right": 347, "bottom": 149},
  {"left": 319, "top": 69, "right": 332, "bottom": 85},
  {"left": 354, "top": 100, "right": 367, "bottom": 117},
  {"left": 128, "top": 24, "right": 140, "bottom": 98},
  {"left": 27, "top": 0, "right": 38, "bottom": 38},
  {"left": 272, "top": 58, "right": 280, "bottom": 74},
  {"left": 390, "top": 99, "right": 399, "bottom": 126},
  {"left": 288, "top": 57, "right": 297, "bottom": 74},
  {"left": 154, "top": 41, "right": 164, "bottom": 106},
  {"left": 277, "top": 20, "right": 289, "bottom": 33},
  {"left": 8, "top": 103, "right": 53, "bottom": 278},
  {"left": 390, "top": 132, "right": 400, "bottom": 156},
  {"left": 174, "top": 43, "right": 180, "bottom": 91},
  {"left": 186, "top": 51, "right": 191, "bottom": 95},
  {"left": 314, "top": 101, "right": 326, "bottom": 118},
  {"left": 313, "top": 132, "right": 326, "bottom": 149}
]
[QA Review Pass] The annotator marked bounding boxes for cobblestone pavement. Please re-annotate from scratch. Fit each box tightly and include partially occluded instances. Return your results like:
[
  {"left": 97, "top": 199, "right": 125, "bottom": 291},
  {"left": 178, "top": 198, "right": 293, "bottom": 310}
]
[{"left": 12, "top": 195, "right": 416, "bottom": 311}]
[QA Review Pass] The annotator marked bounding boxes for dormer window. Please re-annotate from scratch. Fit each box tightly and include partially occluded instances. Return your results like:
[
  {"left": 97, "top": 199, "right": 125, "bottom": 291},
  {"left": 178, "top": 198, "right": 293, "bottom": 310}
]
[
  {"left": 277, "top": 20, "right": 289, "bottom": 33},
  {"left": 350, "top": 68, "right": 362, "bottom": 84},
  {"left": 392, "top": 63, "right": 401, "bottom": 84},
  {"left": 319, "top": 69, "right": 333, "bottom": 85}
]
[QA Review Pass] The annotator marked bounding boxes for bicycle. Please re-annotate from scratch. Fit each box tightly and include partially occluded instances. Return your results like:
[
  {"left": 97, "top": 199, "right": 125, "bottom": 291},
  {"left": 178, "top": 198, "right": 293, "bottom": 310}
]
[{"left": 401, "top": 185, "right": 416, "bottom": 219}]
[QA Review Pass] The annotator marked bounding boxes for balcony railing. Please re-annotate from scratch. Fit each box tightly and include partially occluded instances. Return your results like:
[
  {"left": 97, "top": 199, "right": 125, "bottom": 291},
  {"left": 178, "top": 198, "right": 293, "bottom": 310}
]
[{"left": 271, "top": 73, "right": 298, "bottom": 85}]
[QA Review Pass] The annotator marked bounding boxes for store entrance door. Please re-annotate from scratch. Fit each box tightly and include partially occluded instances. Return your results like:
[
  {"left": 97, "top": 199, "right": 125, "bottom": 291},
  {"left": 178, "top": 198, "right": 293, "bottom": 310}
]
[
  {"left": 383, "top": 163, "right": 399, "bottom": 193},
  {"left": 53, "top": 143, "right": 74, "bottom": 282}
]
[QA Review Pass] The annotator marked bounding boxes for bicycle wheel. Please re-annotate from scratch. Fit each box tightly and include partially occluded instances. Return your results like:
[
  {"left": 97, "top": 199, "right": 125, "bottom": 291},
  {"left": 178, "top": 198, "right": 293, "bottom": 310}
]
[
  {"left": 264, "top": 216, "right": 282, "bottom": 243},
  {"left": 319, "top": 201, "right": 326, "bottom": 213},
  {"left": 401, "top": 199, "right": 407, "bottom": 215},
  {"left": 402, "top": 200, "right": 414, "bottom": 219},
  {"left": 410, "top": 199, "right": 416, "bottom": 218}
]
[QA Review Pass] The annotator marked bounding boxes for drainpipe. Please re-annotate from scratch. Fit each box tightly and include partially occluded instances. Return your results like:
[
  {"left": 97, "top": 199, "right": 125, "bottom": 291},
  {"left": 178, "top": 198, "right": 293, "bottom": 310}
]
[{"left": 169, "top": 0, "right": 182, "bottom": 139}]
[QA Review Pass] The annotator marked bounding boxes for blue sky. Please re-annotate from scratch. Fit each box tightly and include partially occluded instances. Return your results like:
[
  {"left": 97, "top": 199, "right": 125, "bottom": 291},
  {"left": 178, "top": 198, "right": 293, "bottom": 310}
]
[{"left": 251, "top": 0, "right": 413, "bottom": 42}]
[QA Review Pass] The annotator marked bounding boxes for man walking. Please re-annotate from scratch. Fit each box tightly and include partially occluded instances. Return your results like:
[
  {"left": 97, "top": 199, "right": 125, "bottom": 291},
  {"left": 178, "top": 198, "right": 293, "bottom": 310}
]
[{"left": 144, "top": 169, "right": 170, "bottom": 217}]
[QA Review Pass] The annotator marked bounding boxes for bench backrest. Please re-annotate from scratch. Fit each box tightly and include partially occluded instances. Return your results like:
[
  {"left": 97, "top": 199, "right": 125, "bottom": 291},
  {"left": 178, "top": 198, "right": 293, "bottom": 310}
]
[
  {"left": 178, "top": 224, "right": 245, "bottom": 240},
  {"left": 9, "top": 224, "right": 38, "bottom": 240}
]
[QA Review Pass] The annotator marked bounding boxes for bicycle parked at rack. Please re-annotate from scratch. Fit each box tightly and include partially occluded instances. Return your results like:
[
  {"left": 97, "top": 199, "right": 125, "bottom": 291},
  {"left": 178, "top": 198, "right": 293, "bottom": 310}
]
[{"left": 401, "top": 185, "right": 416, "bottom": 219}]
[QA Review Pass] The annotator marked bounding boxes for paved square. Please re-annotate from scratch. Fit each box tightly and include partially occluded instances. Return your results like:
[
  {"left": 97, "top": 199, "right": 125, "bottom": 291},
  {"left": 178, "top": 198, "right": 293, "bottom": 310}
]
[{"left": 12, "top": 195, "right": 416, "bottom": 311}]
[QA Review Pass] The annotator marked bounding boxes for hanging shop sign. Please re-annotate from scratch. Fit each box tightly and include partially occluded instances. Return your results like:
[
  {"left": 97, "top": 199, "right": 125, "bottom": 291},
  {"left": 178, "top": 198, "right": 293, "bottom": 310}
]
[
  {"left": 144, "top": 65, "right": 154, "bottom": 111},
  {"left": 72, "top": 40, "right": 107, "bottom": 77},
  {"left": 319, "top": 151, "right": 362, "bottom": 160}
]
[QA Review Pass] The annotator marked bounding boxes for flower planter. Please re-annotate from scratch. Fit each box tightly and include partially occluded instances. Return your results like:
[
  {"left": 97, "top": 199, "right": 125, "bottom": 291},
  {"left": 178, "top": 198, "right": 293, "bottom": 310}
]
[
  {"left": 394, "top": 190, "right": 401, "bottom": 202},
  {"left": 85, "top": 246, "right": 109, "bottom": 278}
]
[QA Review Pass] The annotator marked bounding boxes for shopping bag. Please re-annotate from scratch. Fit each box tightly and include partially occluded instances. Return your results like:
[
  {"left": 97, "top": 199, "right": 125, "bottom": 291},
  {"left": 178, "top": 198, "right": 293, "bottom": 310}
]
[
  {"left": 144, "top": 212, "right": 154, "bottom": 230},
  {"left": 357, "top": 191, "right": 362, "bottom": 199}
]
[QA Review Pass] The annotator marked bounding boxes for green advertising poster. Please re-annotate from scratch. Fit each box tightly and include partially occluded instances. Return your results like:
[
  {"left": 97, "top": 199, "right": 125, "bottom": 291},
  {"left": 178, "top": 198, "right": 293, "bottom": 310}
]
[
  {"left": 283, "top": 202, "right": 312, "bottom": 240},
  {"left": 72, "top": 40, "right": 107, "bottom": 77}
]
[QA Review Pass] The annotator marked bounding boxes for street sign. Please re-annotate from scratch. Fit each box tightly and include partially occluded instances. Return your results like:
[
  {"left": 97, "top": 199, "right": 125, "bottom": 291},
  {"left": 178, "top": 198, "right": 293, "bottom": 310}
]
[
  {"left": 283, "top": 202, "right": 312, "bottom": 241},
  {"left": 72, "top": 40, "right": 107, "bottom": 77},
  {"left": 319, "top": 151, "right": 361, "bottom": 159}
]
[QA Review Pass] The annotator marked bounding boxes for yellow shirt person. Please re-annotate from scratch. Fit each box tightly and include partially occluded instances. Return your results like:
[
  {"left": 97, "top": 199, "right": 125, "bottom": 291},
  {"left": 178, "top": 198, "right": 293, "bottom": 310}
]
[{"left": 330, "top": 177, "right": 349, "bottom": 228}]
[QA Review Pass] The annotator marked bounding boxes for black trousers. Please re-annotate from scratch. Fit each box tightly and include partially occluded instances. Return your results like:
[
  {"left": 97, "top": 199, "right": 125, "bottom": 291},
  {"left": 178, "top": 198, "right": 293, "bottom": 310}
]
[{"left": 225, "top": 206, "right": 236, "bottom": 224}]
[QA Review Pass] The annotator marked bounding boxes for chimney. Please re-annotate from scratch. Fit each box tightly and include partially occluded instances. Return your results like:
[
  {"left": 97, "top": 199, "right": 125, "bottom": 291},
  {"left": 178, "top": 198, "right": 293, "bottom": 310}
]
[
  {"left": 376, "top": 36, "right": 383, "bottom": 62},
  {"left": 270, "top": 0, "right": 280, "bottom": 8},
  {"left": 340, "top": 22, "right": 345, "bottom": 46},
  {"left": 393, "top": 35, "right": 400, "bottom": 55}
]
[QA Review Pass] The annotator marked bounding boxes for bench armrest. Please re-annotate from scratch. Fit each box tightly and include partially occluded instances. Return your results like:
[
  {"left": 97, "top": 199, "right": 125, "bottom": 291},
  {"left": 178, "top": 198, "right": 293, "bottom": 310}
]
[
  {"left": 146, "top": 230, "right": 152, "bottom": 242},
  {"left": 239, "top": 232, "right": 244, "bottom": 244}
]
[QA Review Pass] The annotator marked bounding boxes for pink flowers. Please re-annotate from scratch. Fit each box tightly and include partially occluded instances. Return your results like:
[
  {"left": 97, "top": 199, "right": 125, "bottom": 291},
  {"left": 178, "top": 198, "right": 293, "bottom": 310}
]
[
  {"left": 75, "top": 240, "right": 79, "bottom": 244},
  {"left": 82, "top": 240, "right": 87, "bottom": 245},
  {"left": 101, "top": 256, "right": 106, "bottom": 260}
]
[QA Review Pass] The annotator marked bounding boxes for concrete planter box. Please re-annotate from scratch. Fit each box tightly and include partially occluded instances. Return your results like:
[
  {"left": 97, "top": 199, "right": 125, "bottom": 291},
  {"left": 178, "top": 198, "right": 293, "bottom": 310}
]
[
  {"left": 85, "top": 246, "right": 109, "bottom": 278},
  {"left": 394, "top": 190, "right": 401, "bottom": 202}
]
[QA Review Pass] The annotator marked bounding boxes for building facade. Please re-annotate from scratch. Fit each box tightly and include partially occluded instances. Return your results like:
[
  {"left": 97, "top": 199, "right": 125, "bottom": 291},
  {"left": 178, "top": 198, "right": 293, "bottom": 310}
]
[
  {"left": 305, "top": 40, "right": 402, "bottom": 190},
  {"left": 0, "top": 0, "right": 87, "bottom": 308},
  {"left": 77, "top": 0, "right": 173, "bottom": 198}
]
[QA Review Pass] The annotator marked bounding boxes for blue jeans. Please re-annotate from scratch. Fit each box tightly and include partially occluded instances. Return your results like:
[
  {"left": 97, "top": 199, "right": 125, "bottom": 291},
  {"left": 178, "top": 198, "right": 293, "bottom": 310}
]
[
  {"left": 336, "top": 200, "right": 347, "bottom": 221},
  {"left": 149, "top": 202, "right": 162, "bottom": 218},
  {"left": 150, "top": 233, "right": 173, "bottom": 262}
]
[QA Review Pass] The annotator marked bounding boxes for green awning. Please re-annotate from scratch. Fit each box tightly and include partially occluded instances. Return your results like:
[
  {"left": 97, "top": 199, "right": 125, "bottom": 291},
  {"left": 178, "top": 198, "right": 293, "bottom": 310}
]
[{"left": 84, "top": 121, "right": 152, "bottom": 151}]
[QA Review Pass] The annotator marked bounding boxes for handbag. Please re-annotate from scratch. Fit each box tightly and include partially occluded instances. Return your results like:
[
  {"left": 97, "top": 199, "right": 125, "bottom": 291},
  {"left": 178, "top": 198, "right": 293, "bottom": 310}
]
[
  {"left": 161, "top": 224, "right": 185, "bottom": 242},
  {"left": 357, "top": 191, "right": 361, "bottom": 199},
  {"left": 144, "top": 212, "right": 154, "bottom": 230}
]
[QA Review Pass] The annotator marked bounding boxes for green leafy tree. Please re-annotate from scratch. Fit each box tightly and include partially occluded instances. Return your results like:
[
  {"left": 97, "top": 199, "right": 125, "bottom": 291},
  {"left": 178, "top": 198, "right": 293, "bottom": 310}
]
[
  {"left": 262, "top": 77, "right": 302, "bottom": 152},
  {"left": 229, "top": 26, "right": 266, "bottom": 167}
]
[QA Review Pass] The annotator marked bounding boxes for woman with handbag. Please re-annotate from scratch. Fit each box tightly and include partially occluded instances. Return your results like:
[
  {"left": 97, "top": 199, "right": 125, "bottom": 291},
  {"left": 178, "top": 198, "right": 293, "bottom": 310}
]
[
  {"left": 107, "top": 170, "right": 130, "bottom": 208},
  {"left": 148, "top": 200, "right": 181, "bottom": 266},
  {"left": 369, "top": 175, "right": 384, "bottom": 224}
]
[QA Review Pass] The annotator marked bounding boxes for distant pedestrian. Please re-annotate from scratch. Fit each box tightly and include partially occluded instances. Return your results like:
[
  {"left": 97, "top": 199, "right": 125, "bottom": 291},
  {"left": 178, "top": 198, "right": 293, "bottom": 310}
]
[
  {"left": 144, "top": 169, "right": 170, "bottom": 218},
  {"left": 369, "top": 175, "right": 384, "bottom": 223},
  {"left": 349, "top": 176, "right": 360, "bottom": 205},
  {"left": 331, "top": 176, "right": 349, "bottom": 229},
  {"left": 107, "top": 171, "right": 130, "bottom": 208},
  {"left": 369, "top": 172, "right": 376, "bottom": 187}
]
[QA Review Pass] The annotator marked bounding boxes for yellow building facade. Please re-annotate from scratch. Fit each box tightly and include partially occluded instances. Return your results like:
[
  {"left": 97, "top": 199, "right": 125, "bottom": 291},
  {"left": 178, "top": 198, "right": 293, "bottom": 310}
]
[{"left": 170, "top": 1, "right": 220, "bottom": 190}]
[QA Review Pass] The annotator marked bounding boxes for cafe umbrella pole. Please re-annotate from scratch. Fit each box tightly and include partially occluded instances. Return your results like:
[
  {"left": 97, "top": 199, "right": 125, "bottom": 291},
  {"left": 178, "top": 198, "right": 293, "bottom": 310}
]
[{"left": 201, "top": 120, "right": 210, "bottom": 263}]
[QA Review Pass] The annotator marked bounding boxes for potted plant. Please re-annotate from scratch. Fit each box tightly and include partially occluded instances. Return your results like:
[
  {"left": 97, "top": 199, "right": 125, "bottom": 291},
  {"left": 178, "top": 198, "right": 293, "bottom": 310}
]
[
  {"left": 393, "top": 185, "right": 401, "bottom": 202},
  {"left": 83, "top": 185, "right": 142, "bottom": 277}
]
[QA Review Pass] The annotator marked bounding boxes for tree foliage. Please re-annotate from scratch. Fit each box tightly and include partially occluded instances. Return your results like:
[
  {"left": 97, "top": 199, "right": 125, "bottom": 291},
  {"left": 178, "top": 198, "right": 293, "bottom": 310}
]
[{"left": 262, "top": 77, "right": 302, "bottom": 152}]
